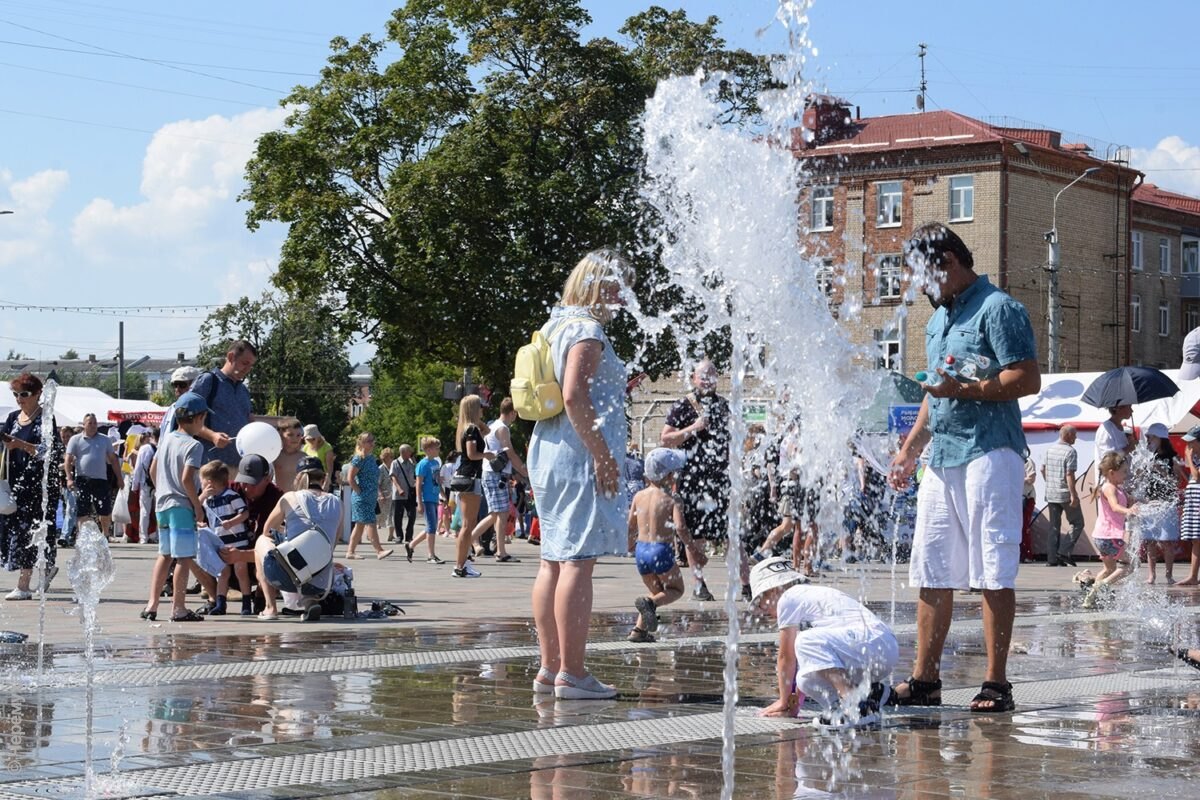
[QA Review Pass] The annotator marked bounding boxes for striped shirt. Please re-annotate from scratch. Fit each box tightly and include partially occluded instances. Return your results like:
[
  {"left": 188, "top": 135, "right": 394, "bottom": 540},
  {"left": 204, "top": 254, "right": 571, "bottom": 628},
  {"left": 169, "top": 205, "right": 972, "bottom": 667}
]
[
  {"left": 1041, "top": 442, "right": 1077, "bottom": 504},
  {"left": 204, "top": 487, "right": 250, "bottom": 548}
]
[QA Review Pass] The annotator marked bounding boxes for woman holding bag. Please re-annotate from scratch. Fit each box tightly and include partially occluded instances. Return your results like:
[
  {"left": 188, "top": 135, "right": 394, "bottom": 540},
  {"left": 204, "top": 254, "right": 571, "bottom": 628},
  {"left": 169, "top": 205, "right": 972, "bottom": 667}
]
[
  {"left": 1, "top": 373, "right": 64, "bottom": 600},
  {"left": 528, "top": 249, "right": 634, "bottom": 700}
]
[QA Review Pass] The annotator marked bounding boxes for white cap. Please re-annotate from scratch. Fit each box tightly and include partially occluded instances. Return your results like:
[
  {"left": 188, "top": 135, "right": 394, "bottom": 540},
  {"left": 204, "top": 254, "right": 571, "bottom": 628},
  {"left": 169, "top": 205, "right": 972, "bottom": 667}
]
[
  {"left": 644, "top": 448, "right": 687, "bottom": 482},
  {"left": 1182, "top": 328, "right": 1200, "bottom": 380},
  {"left": 170, "top": 366, "right": 200, "bottom": 385},
  {"left": 1145, "top": 422, "right": 1170, "bottom": 440},
  {"left": 749, "top": 557, "right": 806, "bottom": 602}
]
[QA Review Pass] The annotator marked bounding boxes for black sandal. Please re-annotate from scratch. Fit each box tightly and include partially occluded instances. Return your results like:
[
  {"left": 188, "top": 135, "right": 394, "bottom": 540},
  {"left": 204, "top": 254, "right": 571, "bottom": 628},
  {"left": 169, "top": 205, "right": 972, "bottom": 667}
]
[
  {"left": 887, "top": 676, "right": 942, "bottom": 706},
  {"left": 170, "top": 610, "right": 204, "bottom": 622},
  {"left": 970, "top": 680, "right": 1015, "bottom": 713},
  {"left": 139, "top": 609, "right": 156, "bottom": 621}
]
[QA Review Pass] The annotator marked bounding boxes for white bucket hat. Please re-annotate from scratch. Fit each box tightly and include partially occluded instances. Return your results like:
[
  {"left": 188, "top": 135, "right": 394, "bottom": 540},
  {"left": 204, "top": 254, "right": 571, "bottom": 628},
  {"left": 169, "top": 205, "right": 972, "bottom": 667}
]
[
  {"left": 749, "top": 556, "right": 805, "bottom": 602},
  {"left": 644, "top": 447, "right": 687, "bottom": 482}
]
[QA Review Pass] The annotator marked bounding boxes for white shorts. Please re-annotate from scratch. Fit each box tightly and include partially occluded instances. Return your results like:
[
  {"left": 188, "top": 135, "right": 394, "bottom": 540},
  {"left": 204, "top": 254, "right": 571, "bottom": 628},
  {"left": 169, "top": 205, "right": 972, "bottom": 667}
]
[
  {"left": 910, "top": 447, "right": 1023, "bottom": 591},
  {"left": 792, "top": 624, "right": 899, "bottom": 681}
]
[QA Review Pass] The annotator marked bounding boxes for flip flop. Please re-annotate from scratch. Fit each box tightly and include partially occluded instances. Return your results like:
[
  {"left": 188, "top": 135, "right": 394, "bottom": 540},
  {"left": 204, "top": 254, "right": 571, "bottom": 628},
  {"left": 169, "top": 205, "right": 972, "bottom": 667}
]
[
  {"left": 257, "top": 610, "right": 279, "bottom": 621},
  {"left": 377, "top": 549, "right": 394, "bottom": 560}
]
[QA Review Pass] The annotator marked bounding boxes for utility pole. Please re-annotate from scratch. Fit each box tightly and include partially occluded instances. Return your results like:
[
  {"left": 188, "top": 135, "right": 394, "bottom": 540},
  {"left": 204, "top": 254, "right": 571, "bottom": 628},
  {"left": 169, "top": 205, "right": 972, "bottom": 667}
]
[
  {"left": 117, "top": 321, "right": 125, "bottom": 399},
  {"left": 917, "top": 43, "right": 927, "bottom": 112},
  {"left": 1046, "top": 167, "right": 1100, "bottom": 373}
]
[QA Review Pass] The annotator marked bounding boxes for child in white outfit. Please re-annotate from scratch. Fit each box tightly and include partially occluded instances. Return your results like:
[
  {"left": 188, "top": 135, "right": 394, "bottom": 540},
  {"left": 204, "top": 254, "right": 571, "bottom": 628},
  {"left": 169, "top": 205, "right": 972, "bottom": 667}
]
[{"left": 753, "top": 557, "right": 898, "bottom": 727}]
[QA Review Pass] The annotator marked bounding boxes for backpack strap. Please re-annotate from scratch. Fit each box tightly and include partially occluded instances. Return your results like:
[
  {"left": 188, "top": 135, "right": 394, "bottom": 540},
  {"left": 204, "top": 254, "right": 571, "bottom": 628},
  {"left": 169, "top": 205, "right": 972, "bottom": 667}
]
[{"left": 280, "top": 492, "right": 335, "bottom": 599}]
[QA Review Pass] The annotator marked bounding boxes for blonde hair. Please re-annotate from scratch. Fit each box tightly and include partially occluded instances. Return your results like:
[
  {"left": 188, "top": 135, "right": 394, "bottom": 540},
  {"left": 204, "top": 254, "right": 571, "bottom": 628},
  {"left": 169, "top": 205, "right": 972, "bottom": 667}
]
[
  {"left": 354, "top": 431, "right": 376, "bottom": 457},
  {"left": 558, "top": 248, "right": 634, "bottom": 324},
  {"left": 420, "top": 436, "right": 441, "bottom": 450},
  {"left": 1098, "top": 450, "right": 1127, "bottom": 477},
  {"left": 200, "top": 460, "right": 230, "bottom": 484},
  {"left": 380, "top": 447, "right": 395, "bottom": 462},
  {"left": 456, "top": 394, "right": 489, "bottom": 453}
]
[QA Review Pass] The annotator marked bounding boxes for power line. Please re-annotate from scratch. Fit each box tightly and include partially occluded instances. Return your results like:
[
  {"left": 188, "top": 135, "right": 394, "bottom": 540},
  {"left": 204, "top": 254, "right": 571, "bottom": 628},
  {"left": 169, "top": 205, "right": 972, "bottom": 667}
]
[
  {"left": 0, "top": 38, "right": 316, "bottom": 76},
  {"left": 9, "top": 0, "right": 330, "bottom": 40},
  {"left": 0, "top": 106, "right": 256, "bottom": 144},
  {"left": 0, "top": 60, "right": 263, "bottom": 107},
  {"left": 0, "top": 18, "right": 287, "bottom": 94}
]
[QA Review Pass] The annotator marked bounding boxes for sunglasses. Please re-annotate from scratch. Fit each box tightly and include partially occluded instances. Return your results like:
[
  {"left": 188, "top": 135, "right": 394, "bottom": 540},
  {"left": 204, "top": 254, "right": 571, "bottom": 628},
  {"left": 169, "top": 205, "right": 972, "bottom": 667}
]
[{"left": 14, "top": 391, "right": 35, "bottom": 399}]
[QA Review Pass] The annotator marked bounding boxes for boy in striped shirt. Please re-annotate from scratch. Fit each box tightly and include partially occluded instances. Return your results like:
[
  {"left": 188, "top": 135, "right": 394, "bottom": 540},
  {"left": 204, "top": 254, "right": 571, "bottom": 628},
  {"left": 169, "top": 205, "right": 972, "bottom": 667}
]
[{"left": 200, "top": 460, "right": 253, "bottom": 615}]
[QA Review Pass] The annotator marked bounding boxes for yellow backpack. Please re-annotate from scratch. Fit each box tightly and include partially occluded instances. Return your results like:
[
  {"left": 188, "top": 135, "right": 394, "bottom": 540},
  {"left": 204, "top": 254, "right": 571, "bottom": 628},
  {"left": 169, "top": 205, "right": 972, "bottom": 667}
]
[{"left": 511, "top": 317, "right": 586, "bottom": 421}]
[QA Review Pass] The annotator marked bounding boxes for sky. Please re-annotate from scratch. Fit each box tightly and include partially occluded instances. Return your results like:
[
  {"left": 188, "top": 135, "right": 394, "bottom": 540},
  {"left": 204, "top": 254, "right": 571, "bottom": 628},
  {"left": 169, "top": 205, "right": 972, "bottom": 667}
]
[{"left": 1, "top": 0, "right": 1198, "bottom": 367}]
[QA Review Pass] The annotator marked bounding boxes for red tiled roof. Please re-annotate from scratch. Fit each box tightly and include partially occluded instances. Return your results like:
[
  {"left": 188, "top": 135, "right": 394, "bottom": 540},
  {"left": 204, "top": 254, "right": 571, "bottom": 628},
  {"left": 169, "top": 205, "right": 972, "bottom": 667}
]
[
  {"left": 794, "top": 110, "right": 1004, "bottom": 154},
  {"left": 1133, "top": 183, "right": 1200, "bottom": 215}
]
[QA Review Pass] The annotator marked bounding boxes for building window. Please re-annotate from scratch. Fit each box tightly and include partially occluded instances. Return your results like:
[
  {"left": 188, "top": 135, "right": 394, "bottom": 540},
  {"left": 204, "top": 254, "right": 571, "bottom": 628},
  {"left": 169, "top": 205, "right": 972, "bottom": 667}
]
[
  {"left": 1131, "top": 294, "right": 1141, "bottom": 333},
  {"left": 1160, "top": 238, "right": 1171, "bottom": 274},
  {"left": 1185, "top": 303, "right": 1200, "bottom": 333},
  {"left": 815, "top": 258, "right": 835, "bottom": 300},
  {"left": 876, "top": 254, "right": 903, "bottom": 301},
  {"left": 874, "top": 330, "right": 901, "bottom": 370},
  {"left": 948, "top": 175, "right": 973, "bottom": 222},
  {"left": 1132, "top": 231, "right": 1143, "bottom": 271},
  {"left": 1159, "top": 301, "right": 1170, "bottom": 337},
  {"left": 1183, "top": 238, "right": 1199, "bottom": 275},
  {"left": 810, "top": 186, "right": 834, "bottom": 231},
  {"left": 876, "top": 181, "right": 902, "bottom": 227}
]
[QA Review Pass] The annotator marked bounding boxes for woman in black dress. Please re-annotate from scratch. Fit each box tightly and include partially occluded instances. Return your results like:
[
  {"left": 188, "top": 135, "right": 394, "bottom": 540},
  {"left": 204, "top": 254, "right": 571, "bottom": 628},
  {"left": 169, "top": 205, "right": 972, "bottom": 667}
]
[{"left": 1, "top": 372, "right": 63, "bottom": 600}]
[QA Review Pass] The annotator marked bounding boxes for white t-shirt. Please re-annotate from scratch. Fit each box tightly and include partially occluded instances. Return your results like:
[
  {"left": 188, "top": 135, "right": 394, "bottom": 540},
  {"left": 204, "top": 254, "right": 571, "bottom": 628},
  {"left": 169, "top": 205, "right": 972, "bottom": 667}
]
[
  {"left": 483, "top": 417, "right": 512, "bottom": 476},
  {"left": 776, "top": 585, "right": 888, "bottom": 635},
  {"left": 1093, "top": 419, "right": 1128, "bottom": 480}
]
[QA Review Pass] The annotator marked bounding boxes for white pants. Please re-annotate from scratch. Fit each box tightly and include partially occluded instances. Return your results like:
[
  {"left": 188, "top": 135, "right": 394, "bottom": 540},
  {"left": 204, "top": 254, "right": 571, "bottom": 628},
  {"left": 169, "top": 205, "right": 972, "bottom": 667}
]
[
  {"left": 910, "top": 448, "right": 1023, "bottom": 591},
  {"left": 793, "top": 625, "right": 898, "bottom": 712},
  {"left": 139, "top": 484, "right": 155, "bottom": 541}
]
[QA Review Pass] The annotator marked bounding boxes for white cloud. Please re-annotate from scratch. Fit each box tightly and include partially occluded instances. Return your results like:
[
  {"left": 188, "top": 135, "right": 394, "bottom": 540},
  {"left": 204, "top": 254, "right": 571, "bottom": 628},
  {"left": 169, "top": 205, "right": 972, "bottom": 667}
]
[
  {"left": 1131, "top": 135, "right": 1200, "bottom": 197},
  {"left": 0, "top": 168, "right": 68, "bottom": 268},
  {"left": 71, "top": 106, "right": 288, "bottom": 256}
]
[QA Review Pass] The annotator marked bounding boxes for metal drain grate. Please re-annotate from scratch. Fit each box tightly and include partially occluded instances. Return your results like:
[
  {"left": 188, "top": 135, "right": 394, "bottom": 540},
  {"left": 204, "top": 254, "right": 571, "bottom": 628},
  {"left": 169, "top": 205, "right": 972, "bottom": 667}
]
[
  {"left": 0, "top": 607, "right": 1132, "bottom": 692},
  {"left": 0, "top": 711, "right": 798, "bottom": 798}
]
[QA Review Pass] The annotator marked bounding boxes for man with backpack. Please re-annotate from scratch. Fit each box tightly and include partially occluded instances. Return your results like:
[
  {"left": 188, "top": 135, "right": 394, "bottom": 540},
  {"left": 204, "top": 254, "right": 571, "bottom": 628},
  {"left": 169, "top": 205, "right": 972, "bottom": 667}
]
[{"left": 189, "top": 340, "right": 258, "bottom": 467}]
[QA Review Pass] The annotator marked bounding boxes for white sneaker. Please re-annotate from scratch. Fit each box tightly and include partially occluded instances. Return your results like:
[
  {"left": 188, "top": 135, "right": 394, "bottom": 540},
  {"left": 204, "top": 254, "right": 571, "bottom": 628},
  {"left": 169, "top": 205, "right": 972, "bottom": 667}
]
[
  {"left": 451, "top": 564, "right": 481, "bottom": 578},
  {"left": 554, "top": 671, "right": 617, "bottom": 700},
  {"left": 5, "top": 588, "right": 33, "bottom": 601}
]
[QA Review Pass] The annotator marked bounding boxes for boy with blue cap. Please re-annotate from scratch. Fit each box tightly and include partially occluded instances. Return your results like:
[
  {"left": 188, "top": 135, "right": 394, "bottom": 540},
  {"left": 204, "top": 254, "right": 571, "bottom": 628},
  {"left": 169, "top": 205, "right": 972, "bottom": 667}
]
[{"left": 625, "top": 447, "right": 707, "bottom": 642}]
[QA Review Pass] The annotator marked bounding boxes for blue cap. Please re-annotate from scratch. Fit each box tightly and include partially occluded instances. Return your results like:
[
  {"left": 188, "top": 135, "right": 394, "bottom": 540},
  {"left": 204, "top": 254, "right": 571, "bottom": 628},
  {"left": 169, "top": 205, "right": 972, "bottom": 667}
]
[
  {"left": 174, "top": 391, "right": 210, "bottom": 416},
  {"left": 644, "top": 448, "right": 687, "bottom": 482}
]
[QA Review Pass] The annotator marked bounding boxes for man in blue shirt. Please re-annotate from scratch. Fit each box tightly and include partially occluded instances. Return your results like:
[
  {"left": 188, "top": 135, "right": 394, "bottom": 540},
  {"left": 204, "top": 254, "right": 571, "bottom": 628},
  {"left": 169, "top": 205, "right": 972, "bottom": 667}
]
[
  {"left": 888, "top": 223, "right": 1040, "bottom": 714},
  {"left": 189, "top": 340, "right": 257, "bottom": 467}
]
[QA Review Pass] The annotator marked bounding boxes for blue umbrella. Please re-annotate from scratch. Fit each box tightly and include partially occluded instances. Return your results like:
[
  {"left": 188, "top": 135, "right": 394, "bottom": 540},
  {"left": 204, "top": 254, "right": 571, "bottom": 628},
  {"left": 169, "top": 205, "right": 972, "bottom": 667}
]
[{"left": 1081, "top": 366, "right": 1179, "bottom": 408}]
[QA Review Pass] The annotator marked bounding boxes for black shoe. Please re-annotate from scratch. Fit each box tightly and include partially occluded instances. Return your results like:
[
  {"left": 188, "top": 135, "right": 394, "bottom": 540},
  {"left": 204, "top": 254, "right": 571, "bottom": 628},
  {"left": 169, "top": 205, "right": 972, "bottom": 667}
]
[
  {"left": 741, "top": 584, "right": 752, "bottom": 602},
  {"left": 56, "top": 538, "right": 72, "bottom": 549},
  {"left": 405, "top": 544, "right": 414, "bottom": 563},
  {"left": 1065, "top": 554, "right": 1078, "bottom": 567},
  {"left": 302, "top": 606, "right": 322, "bottom": 622},
  {"left": 694, "top": 581, "right": 715, "bottom": 602},
  {"left": 278, "top": 607, "right": 302, "bottom": 617},
  {"left": 139, "top": 609, "right": 156, "bottom": 621},
  {"left": 186, "top": 583, "right": 202, "bottom": 595}
]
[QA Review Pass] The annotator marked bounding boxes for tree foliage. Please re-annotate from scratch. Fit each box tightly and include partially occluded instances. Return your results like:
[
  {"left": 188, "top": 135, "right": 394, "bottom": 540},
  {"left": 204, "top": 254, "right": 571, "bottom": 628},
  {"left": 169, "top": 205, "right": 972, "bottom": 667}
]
[
  {"left": 197, "top": 293, "right": 355, "bottom": 442},
  {"left": 54, "top": 369, "right": 149, "bottom": 401},
  {"left": 242, "top": 1, "right": 772, "bottom": 384},
  {"left": 343, "top": 359, "right": 459, "bottom": 457}
]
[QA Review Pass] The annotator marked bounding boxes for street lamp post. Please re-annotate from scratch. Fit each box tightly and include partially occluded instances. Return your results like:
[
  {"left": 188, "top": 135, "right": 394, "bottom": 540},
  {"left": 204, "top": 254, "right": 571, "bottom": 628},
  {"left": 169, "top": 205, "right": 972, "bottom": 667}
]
[{"left": 1046, "top": 167, "right": 1100, "bottom": 373}]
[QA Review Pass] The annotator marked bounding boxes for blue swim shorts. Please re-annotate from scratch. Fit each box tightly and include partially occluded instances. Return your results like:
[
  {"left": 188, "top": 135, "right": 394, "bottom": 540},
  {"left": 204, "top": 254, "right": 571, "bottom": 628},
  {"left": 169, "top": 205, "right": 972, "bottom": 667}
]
[
  {"left": 155, "top": 508, "right": 197, "bottom": 559},
  {"left": 635, "top": 541, "right": 676, "bottom": 576}
]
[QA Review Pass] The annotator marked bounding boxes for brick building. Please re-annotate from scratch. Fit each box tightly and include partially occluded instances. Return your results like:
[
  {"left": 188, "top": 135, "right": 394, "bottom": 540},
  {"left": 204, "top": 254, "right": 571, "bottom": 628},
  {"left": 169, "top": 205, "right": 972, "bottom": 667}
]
[
  {"left": 792, "top": 96, "right": 1141, "bottom": 375},
  {"left": 1129, "top": 183, "right": 1200, "bottom": 367}
]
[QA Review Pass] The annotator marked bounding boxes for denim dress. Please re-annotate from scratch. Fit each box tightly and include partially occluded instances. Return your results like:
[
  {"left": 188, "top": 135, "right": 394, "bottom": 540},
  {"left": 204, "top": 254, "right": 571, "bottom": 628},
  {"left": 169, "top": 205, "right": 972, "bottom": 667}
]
[{"left": 528, "top": 307, "right": 628, "bottom": 561}]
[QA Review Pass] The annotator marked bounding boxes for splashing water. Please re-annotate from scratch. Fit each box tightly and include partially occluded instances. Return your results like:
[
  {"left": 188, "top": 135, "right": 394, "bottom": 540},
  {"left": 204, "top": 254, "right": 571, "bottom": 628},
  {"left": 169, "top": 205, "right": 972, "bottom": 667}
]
[
  {"left": 33, "top": 378, "right": 58, "bottom": 679},
  {"left": 67, "top": 520, "right": 116, "bottom": 798},
  {"left": 628, "top": 1, "right": 938, "bottom": 794}
]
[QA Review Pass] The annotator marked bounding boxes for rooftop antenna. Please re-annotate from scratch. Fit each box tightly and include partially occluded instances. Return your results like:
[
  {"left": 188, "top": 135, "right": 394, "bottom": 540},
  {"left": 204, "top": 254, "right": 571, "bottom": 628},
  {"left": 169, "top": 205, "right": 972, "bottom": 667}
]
[{"left": 917, "top": 43, "right": 927, "bottom": 112}]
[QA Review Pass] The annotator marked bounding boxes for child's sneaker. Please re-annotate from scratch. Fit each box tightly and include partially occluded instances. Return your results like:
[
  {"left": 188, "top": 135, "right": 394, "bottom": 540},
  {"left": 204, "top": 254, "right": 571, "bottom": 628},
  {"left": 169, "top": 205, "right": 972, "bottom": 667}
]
[
  {"left": 634, "top": 596, "right": 658, "bottom": 632},
  {"left": 241, "top": 597, "right": 254, "bottom": 617}
]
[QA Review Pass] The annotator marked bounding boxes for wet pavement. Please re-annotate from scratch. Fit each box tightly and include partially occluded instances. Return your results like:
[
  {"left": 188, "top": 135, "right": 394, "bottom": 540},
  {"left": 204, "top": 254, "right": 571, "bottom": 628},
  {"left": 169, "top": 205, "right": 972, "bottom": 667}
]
[{"left": 1, "top": 542, "right": 1200, "bottom": 798}]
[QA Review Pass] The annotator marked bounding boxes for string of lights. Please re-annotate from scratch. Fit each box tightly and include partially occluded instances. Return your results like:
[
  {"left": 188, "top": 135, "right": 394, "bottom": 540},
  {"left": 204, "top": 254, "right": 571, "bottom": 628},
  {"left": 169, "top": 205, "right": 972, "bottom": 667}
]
[{"left": 0, "top": 299, "right": 221, "bottom": 317}]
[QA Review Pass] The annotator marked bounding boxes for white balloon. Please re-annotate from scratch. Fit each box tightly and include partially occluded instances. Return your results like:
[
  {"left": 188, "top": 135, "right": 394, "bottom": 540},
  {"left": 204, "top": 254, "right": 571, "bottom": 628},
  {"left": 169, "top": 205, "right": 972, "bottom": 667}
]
[{"left": 236, "top": 421, "right": 282, "bottom": 462}]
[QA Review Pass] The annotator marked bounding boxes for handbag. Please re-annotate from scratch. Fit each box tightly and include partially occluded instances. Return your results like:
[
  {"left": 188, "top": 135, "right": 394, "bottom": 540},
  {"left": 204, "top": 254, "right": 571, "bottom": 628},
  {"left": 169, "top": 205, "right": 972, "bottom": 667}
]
[
  {"left": 111, "top": 483, "right": 132, "bottom": 525},
  {"left": 449, "top": 475, "right": 475, "bottom": 493},
  {"left": 0, "top": 450, "right": 15, "bottom": 516}
]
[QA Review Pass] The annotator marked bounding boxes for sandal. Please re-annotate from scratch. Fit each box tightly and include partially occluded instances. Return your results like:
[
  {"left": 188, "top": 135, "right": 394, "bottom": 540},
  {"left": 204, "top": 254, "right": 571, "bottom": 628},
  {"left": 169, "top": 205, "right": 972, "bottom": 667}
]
[
  {"left": 533, "top": 666, "right": 557, "bottom": 694},
  {"left": 170, "top": 610, "right": 204, "bottom": 622},
  {"left": 815, "top": 698, "right": 881, "bottom": 730},
  {"left": 627, "top": 627, "right": 656, "bottom": 643},
  {"left": 1173, "top": 648, "right": 1200, "bottom": 671},
  {"left": 495, "top": 554, "right": 520, "bottom": 563},
  {"left": 887, "top": 676, "right": 942, "bottom": 707},
  {"left": 139, "top": 609, "right": 157, "bottom": 621},
  {"left": 970, "top": 680, "right": 1015, "bottom": 713}
]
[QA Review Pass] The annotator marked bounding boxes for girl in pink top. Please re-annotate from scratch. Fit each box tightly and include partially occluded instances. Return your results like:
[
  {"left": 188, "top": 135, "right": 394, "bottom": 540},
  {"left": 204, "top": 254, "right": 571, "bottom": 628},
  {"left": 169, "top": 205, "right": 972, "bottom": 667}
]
[{"left": 1086, "top": 452, "right": 1138, "bottom": 607}]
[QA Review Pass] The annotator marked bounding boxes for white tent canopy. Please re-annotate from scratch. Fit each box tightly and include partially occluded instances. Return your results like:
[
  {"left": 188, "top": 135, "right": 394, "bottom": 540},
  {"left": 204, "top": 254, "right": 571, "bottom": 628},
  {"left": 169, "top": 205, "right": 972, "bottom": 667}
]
[{"left": 0, "top": 385, "right": 165, "bottom": 428}]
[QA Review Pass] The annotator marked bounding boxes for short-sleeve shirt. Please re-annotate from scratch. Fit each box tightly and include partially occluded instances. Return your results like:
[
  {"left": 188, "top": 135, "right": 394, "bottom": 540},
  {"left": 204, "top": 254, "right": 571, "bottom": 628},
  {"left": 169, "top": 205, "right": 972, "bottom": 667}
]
[
  {"left": 1093, "top": 420, "right": 1127, "bottom": 480},
  {"left": 390, "top": 458, "right": 416, "bottom": 499},
  {"left": 415, "top": 457, "right": 441, "bottom": 503},
  {"left": 776, "top": 584, "right": 888, "bottom": 636},
  {"left": 204, "top": 487, "right": 249, "bottom": 546},
  {"left": 457, "top": 425, "right": 487, "bottom": 480},
  {"left": 924, "top": 276, "right": 1037, "bottom": 468},
  {"left": 190, "top": 369, "right": 252, "bottom": 465},
  {"left": 664, "top": 393, "right": 731, "bottom": 494},
  {"left": 131, "top": 443, "right": 156, "bottom": 491},
  {"left": 66, "top": 433, "right": 113, "bottom": 480},
  {"left": 232, "top": 480, "right": 284, "bottom": 539},
  {"left": 1041, "top": 442, "right": 1077, "bottom": 504},
  {"left": 154, "top": 431, "right": 204, "bottom": 513}
]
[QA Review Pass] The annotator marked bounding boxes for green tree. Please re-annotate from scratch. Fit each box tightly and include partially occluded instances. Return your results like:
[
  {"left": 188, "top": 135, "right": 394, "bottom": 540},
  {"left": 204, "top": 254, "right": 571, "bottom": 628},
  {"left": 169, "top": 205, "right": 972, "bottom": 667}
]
[
  {"left": 344, "top": 360, "right": 459, "bottom": 457},
  {"left": 60, "top": 348, "right": 79, "bottom": 360},
  {"left": 242, "top": 1, "right": 771, "bottom": 384},
  {"left": 198, "top": 293, "right": 355, "bottom": 442},
  {"left": 54, "top": 370, "right": 149, "bottom": 400}
]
